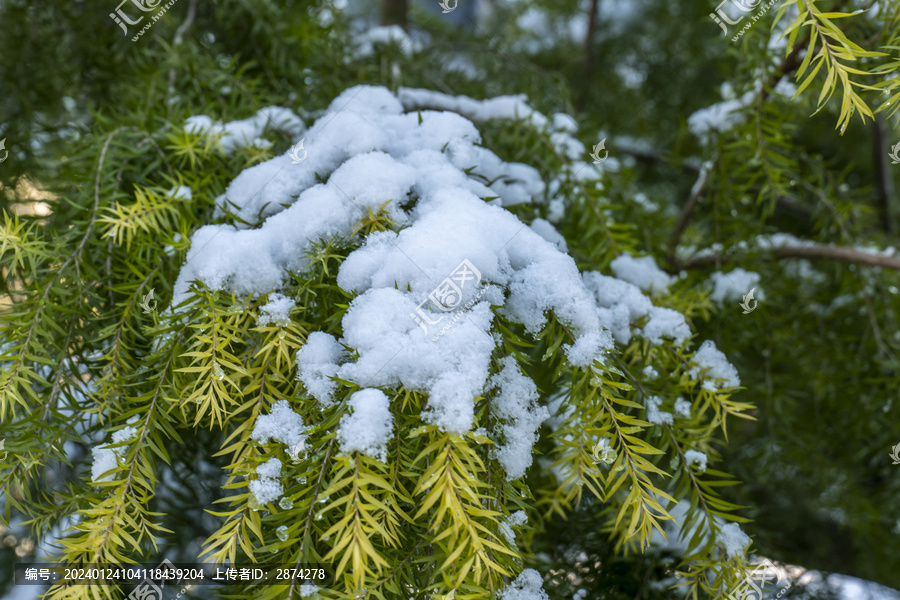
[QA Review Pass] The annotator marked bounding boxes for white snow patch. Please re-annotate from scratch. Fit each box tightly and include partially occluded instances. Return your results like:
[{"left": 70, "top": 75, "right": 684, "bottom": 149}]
[
  {"left": 674, "top": 397, "right": 692, "bottom": 419},
  {"left": 257, "top": 293, "right": 295, "bottom": 327},
  {"left": 355, "top": 25, "right": 422, "bottom": 57},
  {"left": 251, "top": 400, "right": 308, "bottom": 448},
  {"left": 499, "top": 510, "right": 528, "bottom": 546},
  {"left": 185, "top": 106, "right": 304, "bottom": 155},
  {"left": 645, "top": 396, "right": 673, "bottom": 426},
  {"left": 709, "top": 269, "right": 763, "bottom": 305},
  {"left": 91, "top": 426, "right": 139, "bottom": 483},
  {"left": 690, "top": 340, "right": 741, "bottom": 391},
  {"left": 337, "top": 389, "right": 394, "bottom": 463},
  {"left": 610, "top": 253, "right": 672, "bottom": 294},
  {"left": 296, "top": 332, "right": 346, "bottom": 406},
  {"left": 642, "top": 307, "right": 691, "bottom": 346},
  {"left": 499, "top": 568, "right": 551, "bottom": 600},
  {"left": 490, "top": 357, "right": 550, "bottom": 480},
  {"left": 249, "top": 457, "right": 283, "bottom": 506},
  {"left": 530, "top": 218, "right": 568, "bottom": 252},
  {"left": 717, "top": 522, "right": 751, "bottom": 558},
  {"left": 684, "top": 449, "right": 708, "bottom": 473},
  {"left": 168, "top": 185, "right": 192, "bottom": 201}
]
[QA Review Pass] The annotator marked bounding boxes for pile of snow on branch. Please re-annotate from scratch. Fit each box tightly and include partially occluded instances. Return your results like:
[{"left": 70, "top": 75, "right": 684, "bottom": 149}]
[{"left": 171, "top": 84, "right": 739, "bottom": 492}]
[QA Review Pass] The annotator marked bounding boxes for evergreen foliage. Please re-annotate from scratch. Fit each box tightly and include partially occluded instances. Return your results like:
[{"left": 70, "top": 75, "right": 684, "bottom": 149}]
[{"left": 1, "top": 0, "right": 899, "bottom": 599}]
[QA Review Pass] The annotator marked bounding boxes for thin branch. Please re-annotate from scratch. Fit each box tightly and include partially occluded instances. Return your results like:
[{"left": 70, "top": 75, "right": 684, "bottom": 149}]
[
  {"left": 681, "top": 243, "right": 900, "bottom": 271},
  {"left": 168, "top": 0, "right": 199, "bottom": 89},
  {"left": 872, "top": 112, "right": 895, "bottom": 233},
  {"left": 668, "top": 164, "right": 711, "bottom": 261}
]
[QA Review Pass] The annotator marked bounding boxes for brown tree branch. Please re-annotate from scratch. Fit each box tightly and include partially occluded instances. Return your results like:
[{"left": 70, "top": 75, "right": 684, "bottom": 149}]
[
  {"left": 668, "top": 165, "right": 711, "bottom": 261},
  {"left": 680, "top": 243, "right": 900, "bottom": 271}
]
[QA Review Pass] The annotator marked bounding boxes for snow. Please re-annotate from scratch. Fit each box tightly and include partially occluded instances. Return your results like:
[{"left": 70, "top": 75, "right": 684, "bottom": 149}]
[
  {"left": 250, "top": 400, "right": 308, "bottom": 448},
  {"left": 398, "top": 87, "right": 548, "bottom": 129},
  {"left": 674, "top": 397, "right": 692, "bottom": 419},
  {"left": 337, "top": 389, "right": 394, "bottom": 463},
  {"left": 399, "top": 87, "right": 587, "bottom": 165},
  {"left": 645, "top": 396, "right": 673, "bottom": 426},
  {"left": 684, "top": 449, "right": 708, "bottom": 473},
  {"left": 530, "top": 218, "right": 568, "bottom": 252},
  {"left": 709, "top": 268, "right": 764, "bottom": 305},
  {"left": 499, "top": 568, "right": 551, "bottom": 600},
  {"left": 168, "top": 85, "right": 710, "bottom": 447},
  {"left": 90, "top": 426, "right": 138, "bottom": 483},
  {"left": 257, "top": 293, "right": 295, "bottom": 327},
  {"left": 642, "top": 307, "right": 691, "bottom": 346},
  {"left": 642, "top": 365, "right": 658, "bottom": 379},
  {"left": 717, "top": 522, "right": 751, "bottom": 558},
  {"left": 499, "top": 510, "right": 528, "bottom": 546},
  {"left": 610, "top": 253, "right": 672, "bottom": 294},
  {"left": 296, "top": 332, "right": 346, "bottom": 406},
  {"left": 582, "top": 271, "right": 689, "bottom": 346},
  {"left": 690, "top": 340, "right": 741, "bottom": 391},
  {"left": 687, "top": 80, "right": 798, "bottom": 142},
  {"left": 249, "top": 457, "right": 283, "bottom": 506},
  {"left": 299, "top": 584, "right": 320, "bottom": 597},
  {"left": 168, "top": 185, "right": 192, "bottom": 201},
  {"left": 489, "top": 357, "right": 550, "bottom": 480},
  {"left": 185, "top": 105, "right": 304, "bottom": 156},
  {"left": 355, "top": 25, "right": 421, "bottom": 57},
  {"left": 687, "top": 89, "right": 755, "bottom": 140}
]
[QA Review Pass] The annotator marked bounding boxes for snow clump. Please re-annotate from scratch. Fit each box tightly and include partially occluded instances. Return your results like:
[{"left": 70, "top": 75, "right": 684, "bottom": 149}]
[
  {"left": 709, "top": 268, "right": 763, "bottom": 305},
  {"left": 674, "top": 397, "right": 692, "bottom": 419},
  {"left": 645, "top": 396, "right": 674, "bottom": 426},
  {"left": 257, "top": 293, "right": 295, "bottom": 327},
  {"left": 336, "top": 389, "right": 394, "bottom": 463},
  {"left": 499, "top": 510, "right": 529, "bottom": 545},
  {"left": 690, "top": 340, "right": 741, "bottom": 391},
  {"left": 684, "top": 449, "right": 708, "bottom": 473},
  {"left": 610, "top": 253, "right": 672, "bottom": 294},
  {"left": 489, "top": 357, "right": 550, "bottom": 480},
  {"left": 295, "top": 332, "right": 345, "bottom": 407},
  {"left": 582, "top": 272, "right": 690, "bottom": 346},
  {"left": 499, "top": 568, "right": 551, "bottom": 600},
  {"left": 249, "top": 457, "right": 283, "bottom": 506},
  {"left": 185, "top": 106, "right": 304, "bottom": 156},
  {"left": 251, "top": 399, "right": 308, "bottom": 449},
  {"left": 717, "top": 522, "right": 751, "bottom": 558}
]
